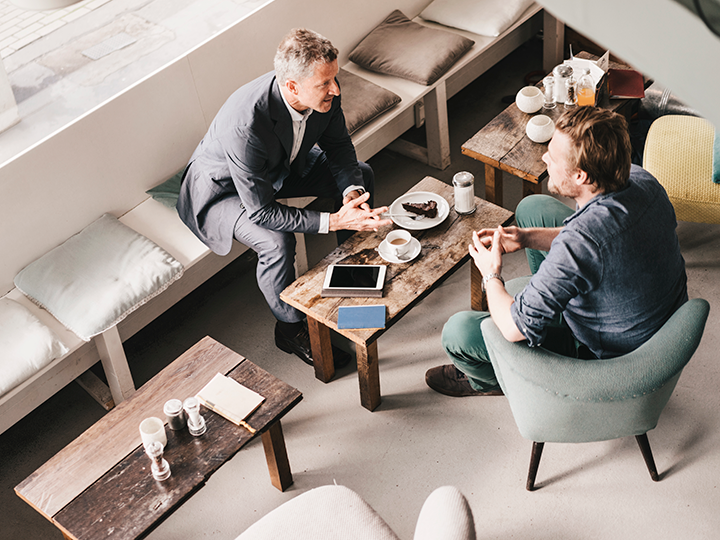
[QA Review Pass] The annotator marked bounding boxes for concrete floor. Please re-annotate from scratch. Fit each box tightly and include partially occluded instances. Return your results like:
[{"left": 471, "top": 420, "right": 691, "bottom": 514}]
[{"left": 1, "top": 11, "right": 720, "bottom": 540}]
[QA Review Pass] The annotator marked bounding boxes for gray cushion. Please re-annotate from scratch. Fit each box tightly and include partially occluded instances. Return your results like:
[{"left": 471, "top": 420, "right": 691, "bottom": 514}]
[
  {"left": 147, "top": 170, "right": 183, "bottom": 209},
  {"left": 0, "top": 297, "right": 69, "bottom": 397},
  {"left": 337, "top": 69, "right": 401, "bottom": 134},
  {"left": 14, "top": 214, "right": 184, "bottom": 341},
  {"left": 348, "top": 10, "right": 474, "bottom": 86}
]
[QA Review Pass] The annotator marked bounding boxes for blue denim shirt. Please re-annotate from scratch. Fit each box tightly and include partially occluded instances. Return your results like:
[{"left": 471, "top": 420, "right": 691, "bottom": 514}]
[{"left": 511, "top": 165, "right": 688, "bottom": 359}]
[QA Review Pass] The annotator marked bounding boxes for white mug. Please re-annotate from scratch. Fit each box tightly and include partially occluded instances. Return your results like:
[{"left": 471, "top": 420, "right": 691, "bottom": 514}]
[
  {"left": 386, "top": 230, "right": 412, "bottom": 258},
  {"left": 139, "top": 416, "right": 167, "bottom": 450}
]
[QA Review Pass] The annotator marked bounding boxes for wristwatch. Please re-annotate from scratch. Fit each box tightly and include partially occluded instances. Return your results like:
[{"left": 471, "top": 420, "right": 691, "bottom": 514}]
[{"left": 481, "top": 272, "right": 504, "bottom": 291}]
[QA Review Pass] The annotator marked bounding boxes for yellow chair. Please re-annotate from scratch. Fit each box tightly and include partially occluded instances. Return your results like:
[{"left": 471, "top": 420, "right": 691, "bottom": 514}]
[{"left": 643, "top": 114, "right": 720, "bottom": 224}]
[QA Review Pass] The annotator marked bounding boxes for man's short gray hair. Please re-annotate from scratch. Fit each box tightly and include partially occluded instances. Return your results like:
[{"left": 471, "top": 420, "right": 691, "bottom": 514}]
[{"left": 274, "top": 28, "right": 338, "bottom": 85}]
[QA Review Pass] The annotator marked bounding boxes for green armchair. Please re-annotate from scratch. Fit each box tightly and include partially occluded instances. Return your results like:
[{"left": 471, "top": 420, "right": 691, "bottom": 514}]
[{"left": 482, "top": 278, "right": 710, "bottom": 491}]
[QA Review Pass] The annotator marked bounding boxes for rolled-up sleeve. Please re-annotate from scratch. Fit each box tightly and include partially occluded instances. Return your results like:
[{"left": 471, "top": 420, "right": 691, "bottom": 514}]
[{"left": 510, "top": 229, "right": 602, "bottom": 347}]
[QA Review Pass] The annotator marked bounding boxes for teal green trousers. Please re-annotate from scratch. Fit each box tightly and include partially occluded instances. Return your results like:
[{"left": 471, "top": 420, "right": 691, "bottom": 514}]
[{"left": 441, "top": 195, "right": 575, "bottom": 391}]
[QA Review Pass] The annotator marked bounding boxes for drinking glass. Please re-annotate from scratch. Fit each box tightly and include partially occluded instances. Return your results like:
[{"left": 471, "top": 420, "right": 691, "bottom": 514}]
[{"left": 542, "top": 76, "right": 556, "bottom": 109}]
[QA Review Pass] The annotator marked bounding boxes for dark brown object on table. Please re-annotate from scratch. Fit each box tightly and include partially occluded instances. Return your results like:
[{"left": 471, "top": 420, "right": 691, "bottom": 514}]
[{"left": 402, "top": 200, "right": 438, "bottom": 218}]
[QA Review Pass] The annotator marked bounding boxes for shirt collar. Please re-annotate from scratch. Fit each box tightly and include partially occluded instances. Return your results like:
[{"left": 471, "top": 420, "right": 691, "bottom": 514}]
[{"left": 279, "top": 83, "right": 313, "bottom": 123}]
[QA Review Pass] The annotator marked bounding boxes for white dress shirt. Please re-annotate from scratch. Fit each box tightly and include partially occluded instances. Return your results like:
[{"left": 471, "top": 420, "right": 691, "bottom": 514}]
[{"left": 280, "top": 88, "right": 364, "bottom": 234}]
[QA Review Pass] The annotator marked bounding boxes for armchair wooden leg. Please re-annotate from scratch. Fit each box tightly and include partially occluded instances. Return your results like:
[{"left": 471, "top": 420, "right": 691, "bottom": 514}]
[
  {"left": 526, "top": 441, "right": 544, "bottom": 491},
  {"left": 636, "top": 433, "right": 660, "bottom": 481}
]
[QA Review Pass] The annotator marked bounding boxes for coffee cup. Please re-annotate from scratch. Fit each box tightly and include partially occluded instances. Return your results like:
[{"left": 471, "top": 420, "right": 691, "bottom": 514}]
[
  {"left": 386, "top": 230, "right": 412, "bottom": 258},
  {"left": 139, "top": 417, "right": 167, "bottom": 450}
]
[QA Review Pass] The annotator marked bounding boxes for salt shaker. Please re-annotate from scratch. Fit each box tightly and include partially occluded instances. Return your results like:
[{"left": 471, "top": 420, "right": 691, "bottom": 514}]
[
  {"left": 183, "top": 396, "right": 207, "bottom": 437},
  {"left": 452, "top": 171, "right": 476, "bottom": 215},
  {"left": 146, "top": 440, "right": 171, "bottom": 481},
  {"left": 552, "top": 64, "right": 573, "bottom": 104},
  {"left": 164, "top": 398, "right": 186, "bottom": 431}
]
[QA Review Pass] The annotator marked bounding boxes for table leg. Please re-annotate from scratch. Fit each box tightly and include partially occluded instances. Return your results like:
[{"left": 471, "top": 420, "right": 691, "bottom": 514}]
[
  {"left": 307, "top": 316, "right": 335, "bottom": 383},
  {"left": 522, "top": 179, "right": 542, "bottom": 199},
  {"left": 261, "top": 421, "right": 293, "bottom": 491},
  {"left": 470, "top": 263, "right": 487, "bottom": 311},
  {"left": 484, "top": 164, "right": 503, "bottom": 207},
  {"left": 356, "top": 341, "right": 381, "bottom": 411}
]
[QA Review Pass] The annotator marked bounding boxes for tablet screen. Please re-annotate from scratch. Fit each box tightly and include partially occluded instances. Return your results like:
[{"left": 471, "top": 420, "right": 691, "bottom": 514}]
[{"left": 328, "top": 266, "right": 382, "bottom": 288}]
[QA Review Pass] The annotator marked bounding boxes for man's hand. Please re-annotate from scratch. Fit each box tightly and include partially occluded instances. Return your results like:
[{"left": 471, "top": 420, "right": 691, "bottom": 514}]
[
  {"left": 470, "top": 229, "right": 525, "bottom": 343},
  {"left": 475, "top": 225, "right": 525, "bottom": 255},
  {"left": 329, "top": 191, "right": 392, "bottom": 232},
  {"left": 469, "top": 229, "right": 503, "bottom": 278}
]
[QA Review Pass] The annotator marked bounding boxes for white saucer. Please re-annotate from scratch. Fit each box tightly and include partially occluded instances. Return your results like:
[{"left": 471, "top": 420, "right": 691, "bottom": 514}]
[{"left": 377, "top": 237, "right": 421, "bottom": 263}]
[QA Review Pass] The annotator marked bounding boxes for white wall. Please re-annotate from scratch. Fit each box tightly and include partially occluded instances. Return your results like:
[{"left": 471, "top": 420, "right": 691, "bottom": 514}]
[
  {"left": 538, "top": 0, "right": 720, "bottom": 128},
  {"left": 0, "top": 0, "right": 433, "bottom": 295}
]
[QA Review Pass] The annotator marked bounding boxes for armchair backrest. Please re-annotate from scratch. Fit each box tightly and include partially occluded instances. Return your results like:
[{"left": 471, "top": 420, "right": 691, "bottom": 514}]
[
  {"left": 482, "top": 298, "right": 710, "bottom": 443},
  {"left": 643, "top": 114, "right": 720, "bottom": 224}
]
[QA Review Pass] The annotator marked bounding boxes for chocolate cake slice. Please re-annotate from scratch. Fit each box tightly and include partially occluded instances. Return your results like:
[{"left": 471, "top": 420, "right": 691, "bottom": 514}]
[{"left": 402, "top": 200, "right": 438, "bottom": 218}]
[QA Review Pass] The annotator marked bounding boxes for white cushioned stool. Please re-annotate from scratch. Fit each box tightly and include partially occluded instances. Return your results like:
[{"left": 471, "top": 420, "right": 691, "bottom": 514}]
[
  {"left": 14, "top": 214, "right": 184, "bottom": 404},
  {"left": 235, "top": 485, "right": 476, "bottom": 540}
]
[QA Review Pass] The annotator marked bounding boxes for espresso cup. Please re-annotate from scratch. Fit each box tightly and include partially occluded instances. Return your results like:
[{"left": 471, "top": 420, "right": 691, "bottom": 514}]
[
  {"left": 386, "top": 230, "right": 412, "bottom": 258},
  {"left": 139, "top": 416, "right": 167, "bottom": 450}
]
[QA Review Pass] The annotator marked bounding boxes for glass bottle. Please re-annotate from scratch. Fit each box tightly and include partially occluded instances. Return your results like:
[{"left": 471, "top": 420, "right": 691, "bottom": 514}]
[
  {"left": 542, "top": 75, "right": 556, "bottom": 109},
  {"left": 577, "top": 68, "right": 595, "bottom": 106}
]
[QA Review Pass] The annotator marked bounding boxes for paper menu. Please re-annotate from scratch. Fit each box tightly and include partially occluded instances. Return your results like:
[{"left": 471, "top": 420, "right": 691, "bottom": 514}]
[
  {"left": 563, "top": 58, "right": 605, "bottom": 87},
  {"left": 197, "top": 373, "right": 265, "bottom": 427}
]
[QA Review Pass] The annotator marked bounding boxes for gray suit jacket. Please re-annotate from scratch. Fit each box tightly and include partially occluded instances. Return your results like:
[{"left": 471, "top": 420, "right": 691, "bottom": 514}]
[{"left": 177, "top": 70, "right": 364, "bottom": 256}]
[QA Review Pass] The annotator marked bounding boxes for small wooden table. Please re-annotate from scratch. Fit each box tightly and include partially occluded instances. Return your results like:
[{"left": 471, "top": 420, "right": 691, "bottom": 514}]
[
  {"left": 461, "top": 52, "right": 640, "bottom": 208},
  {"left": 15, "top": 337, "right": 302, "bottom": 540},
  {"left": 281, "top": 176, "right": 513, "bottom": 411}
]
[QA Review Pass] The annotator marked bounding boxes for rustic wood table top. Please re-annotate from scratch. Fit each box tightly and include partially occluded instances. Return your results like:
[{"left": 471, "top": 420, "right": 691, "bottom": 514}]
[
  {"left": 281, "top": 176, "right": 513, "bottom": 410},
  {"left": 15, "top": 337, "right": 302, "bottom": 540},
  {"left": 461, "top": 52, "right": 640, "bottom": 206},
  {"left": 282, "top": 176, "right": 514, "bottom": 344}
]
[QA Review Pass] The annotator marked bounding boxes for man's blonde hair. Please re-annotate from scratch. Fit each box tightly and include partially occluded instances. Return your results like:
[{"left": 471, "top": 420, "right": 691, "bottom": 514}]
[
  {"left": 274, "top": 28, "right": 338, "bottom": 85},
  {"left": 555, "top": 107, "right": 632, "bottom": 193}
]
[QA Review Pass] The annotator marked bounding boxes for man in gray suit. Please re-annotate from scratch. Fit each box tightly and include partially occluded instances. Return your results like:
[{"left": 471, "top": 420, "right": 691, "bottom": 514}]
[{"left": 178, "top": 28, "right": 390, "bottom": 368}]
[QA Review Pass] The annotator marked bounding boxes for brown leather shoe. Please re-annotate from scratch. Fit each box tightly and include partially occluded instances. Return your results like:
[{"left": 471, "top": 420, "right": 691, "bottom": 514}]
[{"left": 425, "top": 365, "right": 503, "bottom": 397}]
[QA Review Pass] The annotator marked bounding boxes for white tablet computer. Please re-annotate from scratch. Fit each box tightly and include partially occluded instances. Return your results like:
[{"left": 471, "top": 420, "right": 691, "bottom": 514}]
[{"left": 321, "top": 264, "right": 386, "bottom": 298}]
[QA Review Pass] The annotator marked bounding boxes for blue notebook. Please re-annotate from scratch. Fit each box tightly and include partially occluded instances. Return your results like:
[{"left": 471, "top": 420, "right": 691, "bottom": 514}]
[{"left": 337, "top": 305, "right": 386, "bottom": 329}]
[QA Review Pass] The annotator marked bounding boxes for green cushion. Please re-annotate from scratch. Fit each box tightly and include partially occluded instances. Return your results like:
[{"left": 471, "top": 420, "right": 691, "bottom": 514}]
[
  {"left": 348, "top": 10, "right": 474, "bottom": 86},
  {"left": 14, "top": 214, "right": 184, "bottom": 341},
  {"left": 146, "top": 171, "right": 183, "bottom": 209}
]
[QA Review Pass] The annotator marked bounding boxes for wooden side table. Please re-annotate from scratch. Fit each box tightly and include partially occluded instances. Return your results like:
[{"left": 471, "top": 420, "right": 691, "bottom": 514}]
[
  {"left": 461, "top": 52, "right": 641, "bottom": 208},
  {"left": 15, "top": 337, "right": 302, "bottom": 540}
]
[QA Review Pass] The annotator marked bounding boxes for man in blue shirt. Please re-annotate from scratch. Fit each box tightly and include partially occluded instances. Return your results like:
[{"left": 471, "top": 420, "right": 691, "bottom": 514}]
[{"left": 426, "top": 107, "right": 688, "bottom": 397}]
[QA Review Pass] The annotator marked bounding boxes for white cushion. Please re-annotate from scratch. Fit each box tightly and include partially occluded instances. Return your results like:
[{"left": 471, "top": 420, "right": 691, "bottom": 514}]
[
  {"left": 420, "top": 0, "right": 535, "bottom": 37},
  {"left": 0, "top": 297, "right": 69, "bottom": 396},
  {"left": 14, "top": 214, "right": 184, "bottom": 341},
  {"left": 236, "top": 485, "right": 400, "bottom": 540}
]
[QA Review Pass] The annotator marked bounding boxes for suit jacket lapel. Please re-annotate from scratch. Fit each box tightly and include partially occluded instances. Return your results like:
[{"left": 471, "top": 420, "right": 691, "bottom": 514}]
[{"left": 270, "top": 78, "right": 292, "bottom": 169}]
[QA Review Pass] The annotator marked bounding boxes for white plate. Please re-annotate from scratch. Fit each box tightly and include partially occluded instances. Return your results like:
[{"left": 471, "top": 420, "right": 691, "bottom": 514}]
[
  {"left": 377, "top": 237, "right": 421, "bottom": 264},
  {"left": 389, "top": 192, "right": 450, "bottom": 230}
]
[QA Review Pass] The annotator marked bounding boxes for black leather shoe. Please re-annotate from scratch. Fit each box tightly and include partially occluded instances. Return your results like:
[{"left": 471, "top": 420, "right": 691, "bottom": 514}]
[{"left": 275, "top": 322, "right": 352, "bottom": 369}]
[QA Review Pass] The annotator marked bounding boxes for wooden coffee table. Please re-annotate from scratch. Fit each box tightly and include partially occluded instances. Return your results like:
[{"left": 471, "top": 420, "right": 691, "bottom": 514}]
[
  {"left": 461, "top": 52, "right": 641, "bottom": 208},
  {"left": 15, "top": 337, "right": 302, "bottom": 540},
  {"left": 281, "top": 176, "right": 513, "bottom": 411}
]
